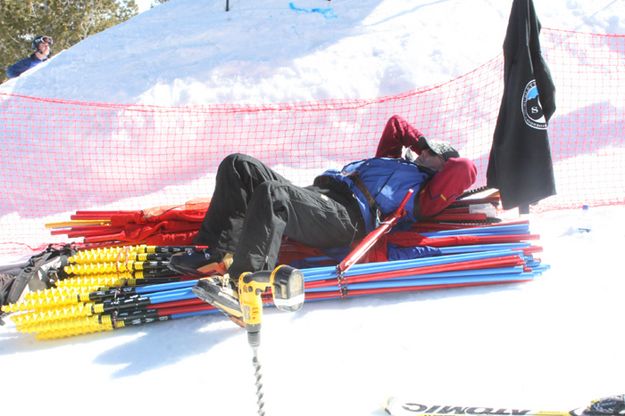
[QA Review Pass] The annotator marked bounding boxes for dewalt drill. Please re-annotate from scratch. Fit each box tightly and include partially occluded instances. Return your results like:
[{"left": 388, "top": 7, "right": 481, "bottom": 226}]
[
  {"left": 238, "top": 265, "right": 305, "bottom": 415},
  {"left": 238, "top": 264, "right": 305, "bottom": 348}
]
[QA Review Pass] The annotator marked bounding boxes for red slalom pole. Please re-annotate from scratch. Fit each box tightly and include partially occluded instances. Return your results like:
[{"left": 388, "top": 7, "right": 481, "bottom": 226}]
[
  {"left": 306, "top": 254, "right": 524, "bottom": 289},
  {"left": 337, "top": 189, "right": 414, "bottom": 274},
  {"left": 304, "top": 280, "right": 529, "bottom": 301}
]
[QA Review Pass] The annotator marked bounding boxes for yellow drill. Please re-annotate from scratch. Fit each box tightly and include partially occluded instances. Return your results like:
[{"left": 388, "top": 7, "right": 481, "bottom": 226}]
[
  {"left": 238, "top": 265, "right": 305, "bottom": 416},
  {"left": 238, "top": 264, "right": 305, "bottom": 347}
]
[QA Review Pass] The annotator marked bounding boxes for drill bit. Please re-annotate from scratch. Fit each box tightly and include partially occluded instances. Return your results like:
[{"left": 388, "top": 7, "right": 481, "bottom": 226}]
[{"left": 251, "top": 346, "right": 266, "bottom": 416}]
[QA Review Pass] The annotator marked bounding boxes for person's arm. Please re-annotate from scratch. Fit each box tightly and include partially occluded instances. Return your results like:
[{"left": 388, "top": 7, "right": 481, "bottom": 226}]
[
  {"left": 416, "top": 157, "right": 477, "bottom": 218},
  {"left": 375, "top": 115, "right": 429, "bottom": 158}
]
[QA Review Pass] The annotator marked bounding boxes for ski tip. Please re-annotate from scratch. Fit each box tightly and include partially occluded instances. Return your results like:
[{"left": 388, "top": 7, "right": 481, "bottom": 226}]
[
  {"left": 383, "top": 395, "right": 625, "bottom": 416},
  {"left": 383, "top": 397, "right": 400, "bottom": 416},
  {"left": 575, "top": 395, "right": 625, "bottom": 416}
]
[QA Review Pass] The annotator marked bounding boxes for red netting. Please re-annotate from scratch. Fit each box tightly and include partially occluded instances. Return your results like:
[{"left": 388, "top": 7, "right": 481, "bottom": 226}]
[{"left": 1, "top": 28, "right": 624, "bottom": 256}]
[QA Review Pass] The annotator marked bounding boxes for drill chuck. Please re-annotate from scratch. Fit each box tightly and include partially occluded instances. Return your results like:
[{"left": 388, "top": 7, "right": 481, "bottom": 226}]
[{"left": 247, "top": 330, "right": 261, "bottom": 348}]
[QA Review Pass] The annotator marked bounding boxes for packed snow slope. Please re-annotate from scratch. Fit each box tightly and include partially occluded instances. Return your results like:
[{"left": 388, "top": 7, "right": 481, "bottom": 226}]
[
  {"left": 1, "top": 0, "right": 624, "bottom": 105},
  {"left": 1, "top": 1, "right": 625, "bottom": 416}
]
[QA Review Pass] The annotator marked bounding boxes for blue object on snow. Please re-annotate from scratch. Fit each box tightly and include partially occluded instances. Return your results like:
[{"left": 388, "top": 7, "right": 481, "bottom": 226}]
[
  {"left": 387, "top": 244, "right": 442, "bottom": 260},
  {"left": 289, "top": 2, "right": 337, "bottom": 19}
]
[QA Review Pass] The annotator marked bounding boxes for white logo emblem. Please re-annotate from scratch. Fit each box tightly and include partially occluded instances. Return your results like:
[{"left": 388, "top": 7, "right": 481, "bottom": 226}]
[{"left": 521, "top": 79, "right": 547, "bottom": 130}]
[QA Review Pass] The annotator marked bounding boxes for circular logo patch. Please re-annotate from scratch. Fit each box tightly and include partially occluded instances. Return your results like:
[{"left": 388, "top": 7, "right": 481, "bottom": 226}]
[{"left": 521, "top": 79, "right": 547, "bottom": 130}]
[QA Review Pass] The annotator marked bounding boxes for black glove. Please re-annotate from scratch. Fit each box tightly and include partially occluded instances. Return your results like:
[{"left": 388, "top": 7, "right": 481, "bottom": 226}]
[{"left": 416, "top": 135, "right": 429, "bottom": 151}]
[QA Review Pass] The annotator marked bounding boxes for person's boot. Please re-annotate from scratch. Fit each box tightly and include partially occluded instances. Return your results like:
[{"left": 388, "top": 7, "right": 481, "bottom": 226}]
[
  {"left": 168, "top": 249, "right": 232, "bottom": 277},
  {"left": 192, "top": 274, "right": 243, "bottom": 327}
]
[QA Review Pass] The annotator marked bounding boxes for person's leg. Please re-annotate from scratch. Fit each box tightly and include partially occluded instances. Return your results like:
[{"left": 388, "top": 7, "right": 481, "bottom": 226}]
[
  {"left": 193, "top": 153, "right": 290, "bottom": 254},
  {"left": 228, "top": 181, "right": 359, "bottom": 279},
  {"left": 170, "top": 153, "right": 290, "bottom": 277},
  {"left": 191, "top": 181, "right": 361, "bottom": 321}
]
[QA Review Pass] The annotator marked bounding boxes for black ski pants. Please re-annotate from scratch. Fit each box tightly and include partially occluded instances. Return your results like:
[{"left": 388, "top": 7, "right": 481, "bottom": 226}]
[{"left": 193, "top": 153, "right": 365, "bottom": 278}]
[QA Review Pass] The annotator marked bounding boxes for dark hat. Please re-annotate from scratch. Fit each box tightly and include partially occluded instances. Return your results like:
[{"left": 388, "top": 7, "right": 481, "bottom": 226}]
[{"left": 423, "top": 138, "right": 460, "bottom": 161}]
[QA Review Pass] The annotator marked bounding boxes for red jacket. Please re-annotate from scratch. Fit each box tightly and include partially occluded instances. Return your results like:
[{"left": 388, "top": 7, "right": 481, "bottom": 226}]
[{"left": 375, "top": 115, "right": 477, "bottom": 218}]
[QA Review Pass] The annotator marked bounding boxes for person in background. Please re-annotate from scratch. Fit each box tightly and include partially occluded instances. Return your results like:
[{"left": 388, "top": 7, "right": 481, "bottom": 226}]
[{"left": 6, "top": 35, "right": 53, "bottom": 79}]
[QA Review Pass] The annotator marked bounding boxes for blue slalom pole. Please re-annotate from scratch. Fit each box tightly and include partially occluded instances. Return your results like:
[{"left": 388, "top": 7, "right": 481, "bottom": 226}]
[
  {"left": 363, "top": 265, "right": 526, "bottom": 282},
  {"left": 420, "top": 223, "right": 530, "bottom": 237},
  {"left": 306, "top": 271, "right": 536, "bottom": 293},
  {"left": 134, "top": 279, "right": 199, "bottom": 294},
  {"left": 302, "top": 249, "right": 522, "bottom": 281},
  {"left": 438, "top": 242, "right": 530, "bottom": 254},
  {"left": 171, "top": 309, "right": 219, "bottom": 319},
  {"left": 147, "top": 287, "right": 196, "bottom": 304}
]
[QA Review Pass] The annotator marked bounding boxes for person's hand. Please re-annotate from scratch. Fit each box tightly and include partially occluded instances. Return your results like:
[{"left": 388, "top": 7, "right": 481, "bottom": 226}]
[{"left": 409, "top": 135, "right": 429, "bottom": 154}]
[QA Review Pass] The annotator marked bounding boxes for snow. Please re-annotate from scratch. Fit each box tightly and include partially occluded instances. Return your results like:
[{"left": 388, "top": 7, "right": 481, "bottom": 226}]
[
  {"left": 1, "top": 1, "right": 624, "bottom": 415},
  {"left": 2, "top": 0, "right": 625, "bottom": 105}
]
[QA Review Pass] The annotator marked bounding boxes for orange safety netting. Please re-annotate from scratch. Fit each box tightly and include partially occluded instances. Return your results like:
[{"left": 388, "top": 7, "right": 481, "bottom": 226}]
[{"left": 1, "top": 28, "right": 624, "bottom": 257}]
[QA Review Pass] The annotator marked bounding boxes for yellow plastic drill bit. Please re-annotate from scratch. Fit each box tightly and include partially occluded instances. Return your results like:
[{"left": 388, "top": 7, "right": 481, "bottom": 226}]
[
  {"left": 34, "top": 315, "right": 115, "bottom": 340},
  {"left": 68, "top": 245, "right": 152, "bottom": 264},
  {"left": 55, "top": 275, "right": 130, "bottom": 290},
  {"left": 13, "top": 302, "right": 97, "bottom": 331}
]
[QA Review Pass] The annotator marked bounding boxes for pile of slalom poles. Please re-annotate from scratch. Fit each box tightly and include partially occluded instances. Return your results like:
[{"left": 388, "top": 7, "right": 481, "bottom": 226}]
[
  {"left": 304, "top": 220, "right": 546, "bottom": 300},
  {"left": 45, "top": 202, "right": 209, "bottom": 247},
  {"left": 2, "top": 219, "right": 546, "bottom": 340},
  {"left": 2, "top": 245, "right": 220, "bottom": 340}
]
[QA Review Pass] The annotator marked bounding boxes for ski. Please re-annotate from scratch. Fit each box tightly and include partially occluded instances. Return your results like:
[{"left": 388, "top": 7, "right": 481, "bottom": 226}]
[{"left": 384, "top": 395, "right": 625, "bottom": 416}]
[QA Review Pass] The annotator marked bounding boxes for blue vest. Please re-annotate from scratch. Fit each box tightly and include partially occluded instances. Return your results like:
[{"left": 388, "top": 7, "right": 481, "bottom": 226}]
[{"left": 318, "top": 158, "right": 432, "bottom": 232}]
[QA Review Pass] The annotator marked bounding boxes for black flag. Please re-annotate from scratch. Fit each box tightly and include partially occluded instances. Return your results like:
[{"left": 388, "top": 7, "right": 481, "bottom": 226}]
[{"left": 486, "top": 0, "right": 556, "bottom": 213}]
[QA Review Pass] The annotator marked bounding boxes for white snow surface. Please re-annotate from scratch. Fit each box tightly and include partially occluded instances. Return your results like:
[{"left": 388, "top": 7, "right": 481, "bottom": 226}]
[
  {"left": 1, "top": 1, "right": 625, "bottom": 415},
  {"left": 2, "top": 0, "right": 624, "bottom": 105}
]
